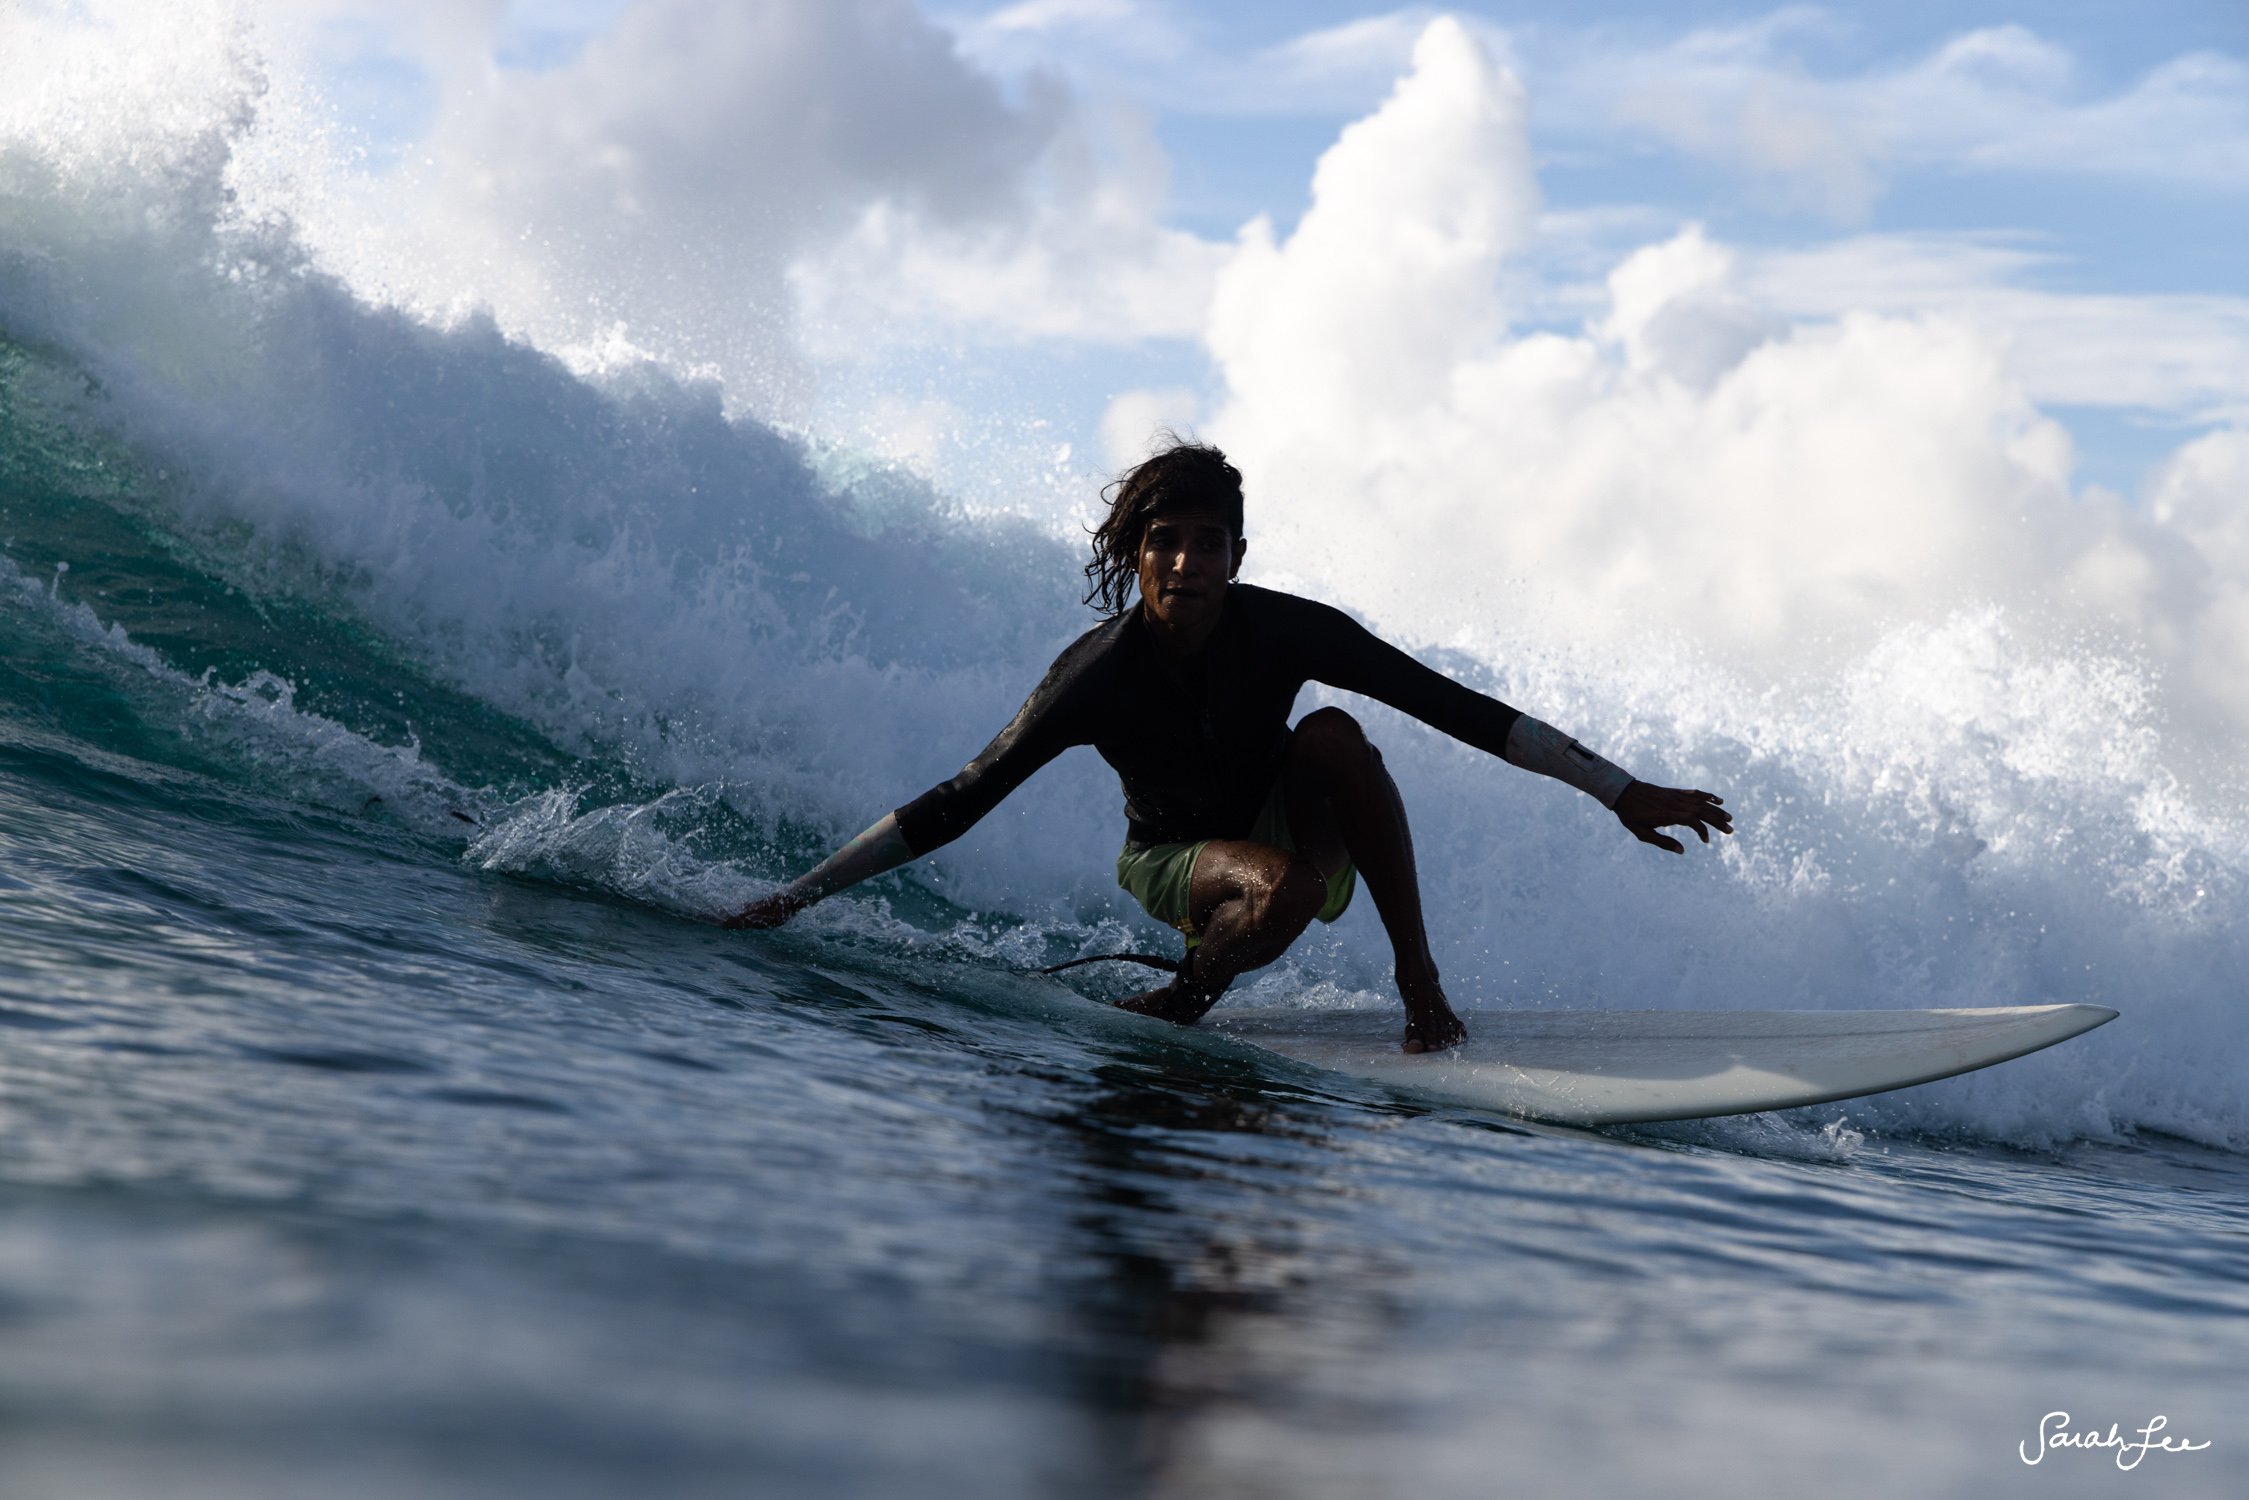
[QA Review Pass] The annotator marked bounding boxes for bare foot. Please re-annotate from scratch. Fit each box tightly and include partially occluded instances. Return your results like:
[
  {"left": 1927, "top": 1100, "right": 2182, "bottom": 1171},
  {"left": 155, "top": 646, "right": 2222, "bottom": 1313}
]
[
  {"left": 1398, "top": 972, "right": 1466, "bottom": 1054},
  {"left": 1402, "top": 1012, "right": 1466, "bottom": 1053},
  {"left": 1115, "top": 954, "right": 1227, "bottom": 1026},
  {"left": 1115, "top": 983, "right": 1210, "bottom": 1025}
]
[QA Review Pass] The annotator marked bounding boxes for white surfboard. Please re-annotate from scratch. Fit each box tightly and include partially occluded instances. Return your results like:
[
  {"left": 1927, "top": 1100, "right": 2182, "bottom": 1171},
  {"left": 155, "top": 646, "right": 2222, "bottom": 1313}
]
[{"left": 1208, "top": 1004, "right": 2118, "bottom": 1125}]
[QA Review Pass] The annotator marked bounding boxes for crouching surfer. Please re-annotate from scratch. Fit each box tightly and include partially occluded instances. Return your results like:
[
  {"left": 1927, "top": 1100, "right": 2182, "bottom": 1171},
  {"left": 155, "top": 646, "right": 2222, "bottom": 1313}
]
[{"left": 726, "top": 440, "right": 1730, "bottom": 1053}]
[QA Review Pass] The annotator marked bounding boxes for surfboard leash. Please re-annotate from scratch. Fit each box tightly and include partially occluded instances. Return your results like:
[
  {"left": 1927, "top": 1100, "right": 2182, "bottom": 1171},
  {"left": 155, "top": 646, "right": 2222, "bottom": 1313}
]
[{"left": 1034, "top": 951, "right": 1181, "bottom": 976}]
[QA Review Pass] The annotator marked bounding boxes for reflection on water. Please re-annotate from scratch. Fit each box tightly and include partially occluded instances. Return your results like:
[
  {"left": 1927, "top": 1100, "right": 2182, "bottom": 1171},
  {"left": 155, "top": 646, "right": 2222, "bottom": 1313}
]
[{"left": 1052, "top": 1072, "right": 1394, "bottom": 1490}]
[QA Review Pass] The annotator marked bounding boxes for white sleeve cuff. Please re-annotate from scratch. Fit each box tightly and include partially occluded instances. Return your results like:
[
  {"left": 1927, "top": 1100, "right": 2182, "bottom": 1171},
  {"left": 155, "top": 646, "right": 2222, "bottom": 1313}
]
[{"left": 1503, "top": 715, "right": 1634, "bottom": 808}]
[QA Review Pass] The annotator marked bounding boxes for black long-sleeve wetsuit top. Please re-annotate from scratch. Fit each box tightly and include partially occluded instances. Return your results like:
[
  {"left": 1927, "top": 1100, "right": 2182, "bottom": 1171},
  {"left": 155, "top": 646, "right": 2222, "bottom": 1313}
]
[{"left": 893, "top": 583, "right": 1528, "bottom": 855}]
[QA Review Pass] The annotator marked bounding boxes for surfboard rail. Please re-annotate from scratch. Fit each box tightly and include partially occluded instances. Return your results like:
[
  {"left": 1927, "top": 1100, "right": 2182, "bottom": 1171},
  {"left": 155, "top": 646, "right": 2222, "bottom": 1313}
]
[{"left": 1209, "top": 1003, "right": 2119, "bottom": 1126}]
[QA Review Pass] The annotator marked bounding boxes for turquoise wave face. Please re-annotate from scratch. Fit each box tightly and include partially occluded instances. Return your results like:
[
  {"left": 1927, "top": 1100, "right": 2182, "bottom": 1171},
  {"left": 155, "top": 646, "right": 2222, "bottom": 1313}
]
[
  {"left": 0, "top": 335, "right": 584, "bottom": 794},
  {"left": 0, "top": 321, "right": 1054, "bottom": 936}
]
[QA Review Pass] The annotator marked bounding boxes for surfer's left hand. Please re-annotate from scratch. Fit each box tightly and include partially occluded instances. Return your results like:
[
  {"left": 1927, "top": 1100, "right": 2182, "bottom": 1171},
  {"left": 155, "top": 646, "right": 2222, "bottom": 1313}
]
[
  {"left": 723, "top": 891, "right": 805, "bottom": 929},
  {"left": 1613, "top": 783, "right": 1731, "bottom": 854}
]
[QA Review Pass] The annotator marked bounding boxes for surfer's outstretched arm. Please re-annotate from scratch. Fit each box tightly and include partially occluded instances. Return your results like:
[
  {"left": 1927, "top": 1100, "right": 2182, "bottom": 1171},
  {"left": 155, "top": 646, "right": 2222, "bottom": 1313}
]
[
  {"left": 1500, "top": 712, "right": 1731, "bottom": 849},
  {"left": 1293, "top": 595, "right": 1732, "bottom": 853},
  {"left": 724, "top": 813, "right": 914, "bottom": 929},
  {"left": 724, "top": 641, "right": 1092, "bottom": 931}
]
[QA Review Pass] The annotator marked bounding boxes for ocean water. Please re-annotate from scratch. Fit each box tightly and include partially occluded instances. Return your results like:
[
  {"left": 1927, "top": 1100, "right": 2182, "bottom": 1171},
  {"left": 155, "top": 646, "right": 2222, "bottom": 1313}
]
[{"left": 4, "top": 23, "right": 2248, "bottom": 1500}]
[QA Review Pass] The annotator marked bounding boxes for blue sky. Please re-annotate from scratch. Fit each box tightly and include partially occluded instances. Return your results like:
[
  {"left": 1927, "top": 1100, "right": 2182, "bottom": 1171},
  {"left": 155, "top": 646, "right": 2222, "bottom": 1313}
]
[
  {"left": 967, "top": 2, "right": 2249, "bottom": 497},
  {"left": 959, "top": 1, "right": 2245, "bottom": 254},
  {"left": 955, "top": 1, "right": 2249, "bottom": 291},
  {"left": 253, "top": 1, "right": 2249, "bottom": 498},
  {"left": 308, "top": 2, "right": 2249, "bottom": 289}
]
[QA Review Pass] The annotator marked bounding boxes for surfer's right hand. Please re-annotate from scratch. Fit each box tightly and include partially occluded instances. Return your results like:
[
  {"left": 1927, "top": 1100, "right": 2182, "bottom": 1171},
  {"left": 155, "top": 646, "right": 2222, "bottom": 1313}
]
[{"left": 723, "top": 891, "right": 805, "bottom": 930}]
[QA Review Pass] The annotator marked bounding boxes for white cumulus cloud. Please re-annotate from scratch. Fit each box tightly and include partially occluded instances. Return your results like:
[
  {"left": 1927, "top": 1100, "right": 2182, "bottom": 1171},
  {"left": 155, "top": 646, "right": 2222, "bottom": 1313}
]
[
  {"left": 791, "top": 95, "right": 1226, "bottom": 350},
  {"left": 1201, "top": 17, "right": 2249, "bottom": 760},
  {"left": 280, "top": 0, "right": 1070, "bottom": 410}
]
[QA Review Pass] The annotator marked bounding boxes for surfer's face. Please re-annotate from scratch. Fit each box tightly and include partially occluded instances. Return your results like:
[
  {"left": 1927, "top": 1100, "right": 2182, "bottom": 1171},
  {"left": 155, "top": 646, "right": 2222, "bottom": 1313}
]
[{"left": 1137, "top": 511, "right": 1244, "bottom": 642}]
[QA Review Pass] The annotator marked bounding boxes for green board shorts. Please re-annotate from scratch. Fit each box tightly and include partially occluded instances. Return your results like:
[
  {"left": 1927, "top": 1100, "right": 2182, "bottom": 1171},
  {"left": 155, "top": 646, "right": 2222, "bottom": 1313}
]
[{"left": 1114, "top": 780, "right": 1356, "bottom": 946}]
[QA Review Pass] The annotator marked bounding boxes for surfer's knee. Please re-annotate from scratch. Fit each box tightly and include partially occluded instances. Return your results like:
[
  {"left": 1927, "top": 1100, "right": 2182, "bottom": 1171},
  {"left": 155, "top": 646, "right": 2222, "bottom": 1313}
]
[
  {"left": 1296, "top": 705, "right": 1364, "bottom": 747},
  {"left": 1294, "top": 706, "right": 1372, "bottom": 770},
  {"left": 1294, "top": 708, "right": 1387, "bottom": 801}
]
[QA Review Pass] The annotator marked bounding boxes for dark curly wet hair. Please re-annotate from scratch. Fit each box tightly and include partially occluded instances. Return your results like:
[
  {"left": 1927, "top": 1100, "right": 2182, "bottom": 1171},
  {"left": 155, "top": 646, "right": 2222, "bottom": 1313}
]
[{"left": 1082, "top": 437, "right": 1245, "bottom": 618}]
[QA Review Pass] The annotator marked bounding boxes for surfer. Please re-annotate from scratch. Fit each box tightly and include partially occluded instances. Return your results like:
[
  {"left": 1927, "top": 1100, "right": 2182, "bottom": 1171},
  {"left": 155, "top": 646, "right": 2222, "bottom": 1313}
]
[{"left": 726, "top": 440, "right": 1730, "bottom": 1052}]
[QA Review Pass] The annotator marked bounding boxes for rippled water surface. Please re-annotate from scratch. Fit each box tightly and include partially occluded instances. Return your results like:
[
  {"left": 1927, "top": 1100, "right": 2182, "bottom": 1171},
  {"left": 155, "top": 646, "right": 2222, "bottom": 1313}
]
[{"left": 4, "top": 742, "right": 2243, "bottom": 1500}]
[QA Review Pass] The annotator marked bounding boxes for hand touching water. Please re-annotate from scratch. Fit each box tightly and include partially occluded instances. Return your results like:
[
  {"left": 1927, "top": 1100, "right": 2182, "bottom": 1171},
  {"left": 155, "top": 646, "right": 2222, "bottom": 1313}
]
[{"left": 722, "top": 891, "right": 806, "bottom": 929}]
